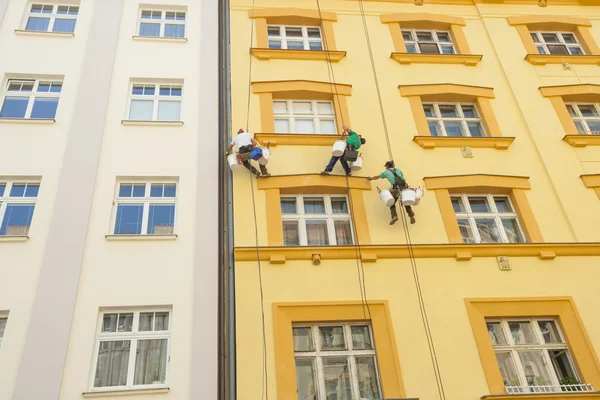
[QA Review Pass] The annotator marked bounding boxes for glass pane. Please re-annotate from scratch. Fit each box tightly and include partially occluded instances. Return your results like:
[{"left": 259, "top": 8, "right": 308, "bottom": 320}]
[
  {"left": 509, "top": 321, "right": 536, "bottom": 344},
  {"left": 158, "top": 86, "right": 170, "bottom": 96},
  {"left": 133, "top": 184, "right": 145, "bottom": 197},
  {"left": 129, "top": 100, "right": 154, "bottom": 120},
  {"left": 0, "top": 204, "right": 35, "bottom": 236},
  {"left": 548, "top": 45, "right": 569, "bottom": 55},
  {"left": 538, "top": 321, "right": 562, "bottom": 344},
  {"left": 541, "top": 33, "right": 559, "bottom": 43},
  {"left": 320, "top": 120, "right": 336, "bottom": 134},
  {"left": 287, "top": 41, "right": 304, "bottom": 51},
  {"left": 282, "top": 221, "right": 300, "bottom": 246},
  {"left": 309, "top": 41, "right": 323, "bottom": 50},
  {"left": 427, "top": 121, "right": 441, "bottom": 136},
  {"left": 334, "top": 221, "right": 353, "bottom": 245},
  {"left": 26, "top": 17, "right": 50, "bottom": 31},
  {"left": 423, "top": 104, "right": 436, "bottom": 117},
  {"left": 163, "top": 184, "right": 176, "bottom": 197},
  {"left": 0, "top": 318, "right": 6, "bottom": 338},
  {"left": 457, "top": 218, "right": 475, "bottom": 243},
  {"left": 295, "top": 358, "right": 318, "bottom": 400},
  {"left": 495, "top": 351, "right": 521, "bottom": 387},
  {"left": 0, "top": 184, "right": 5, "bottom": 197},
  {"left": 317, "top": 102, "right": 333, "bottom": 115},
  {"left": 304, "top": 198, "right": 325, "bottom": 214},
  {"left": 419, "top": 43, "right": 440, "bottom": 54},
  {"left": 267, "top": 26, "right": 280, "bottom": 36},
  {"left": 273, "top": 101, "right": 288, "bottom": 114},
  {"left": 549, "top": 350, "right": 578, "bottom": 384},
  {"left": 356, "top": 357, "right": 381, "bottom": 399},
  {"left": 31, "top": 97, "right": 59, "bottom": 119},
  {"left": 114, "top": 204, "right": 143, "bottom": 234},
  {"left": 568, "top": 47, "right": 584, "bottom": 55},
  {"left": 437, "top": 32, "right": 451, "bottom": 42},
  {"left": 139, "top": 22, "right": 160, "bottom": 37},
  {"left": 402, "top": 31, "right": 412, "bottom": 41},
  {"left": 165, "top": 24, "right": 185, "bottom": 38},
  {"left": 150, "top": 183, "right": 163, "bottom": 197},
  {"left": 102, "top": 314, "right": 118, "bottom": 332},
  {"left": 586, "top": 121, "right": 600, "bottom": 134},
  {"left": 406, "top": 43, "right": 418, "bottom": 53},
  {"left": 566, "top": 105, "right": 577, "bottom": 116},
  {"left": 143, "top": 85, "right": 156, "bottom": 95},
  {"left": 38, "top": 82, "right": 51, "bottom": 92},
  {"left": 531, "top": 33, "right": 540, "bottom": 43},
  {"left": 285, "top": 27, "right": 302, "bottom": 37},
  {"left": 494, "top": 197, "right": 512, "bottom": 213},
  {"left": 293, "top": 327, "right": 314, "bottom": 351},
  {"left": 10, "top": 184, "right": 25, "bottom": 197},
  {"left": 280, "top": 198, "right": 297, "bottom": 214},
  {"left": 351, "top": 326, "right": 373, "bottom": 349},
  {"left": 461, "top": 105, "right": 477, "bottom": 118},
  {"left": 443, "top": 121, "right": 465, "bottom": 137},
  {"left": 502, "top": 219, "right": 524, "bottom": 243},
  {"left": 469, "top": 197, "right": 490, "bottom": 213},
  {"left": 331, "top": 198, "right": 348, "bottom": 214},
  {"left": 118, "top": 313, "right": 133, "bottom": 332},
  {"left": 268, "top": 40, "right": 282, "bottom": 49},
  {"left": 307, "top": 28, "right": 321, "bottom": 38},
  {"left": 94, "top": 341, "right": 131, "bottom": 387},
  {"left": 157, "top": 101, "right": 181, "bottom": 121},
  {"left": 296, "top": 120, "right": 315, "bottom": 134},
  {"left": 518, "top": 350, "right": 554, "bottom": 386},
  {"left": 274, "top": 119, "right": 289, "bottom": 133},
  {"left": 306, "top": 220, "right": 329, "bottom": 246},
  {"left": 1, "top": 97, "right": 29, "bottom": 118},
  {"left": 574, "top": 121, "right": 586, "bottom": 134},
  {"left": 451, "top": 197, "right": 465, "bottom": 213},
  {"left": 537, "top": 45, "right": 548, "bottom": 55},
  {"left": 440, "top": 45, "right": 455, "bottom": 54},
  {"left": 293, "top": 101, "right": 313, "bottom": 114},
  {"left": 25, "top": 184, "right": 39, "bottom": 197},
  {"left": 475, "top": 218, "right": 501, "bottom": 243},
  {"left": 562, "top": 33, "right": 577, "bottom": 44},
  {"left": 147, "top": 204, "right": 175, "bottom": 234},
  {"left": 416, "top": 31, "right": 433, "bottom": 41},
  {"left": 320, "top": 326, "right": 346, "bottom": 350},
  {"left": 322, "top": 358, "right": 352, "bottom": 400},
  {"left": 139, "top": 313, "right": 154, "bottom": 331},
  {"left": 578, "top": 105, "right": 599, "bottom": 117},
  {"left": 154, "top": 312, "right": 169, "bottom": 331},
  {"left": 487, "top": 322, "right": 507, "bottom": 345},
  {"left": 53, "top": 19, "right": 76, "bottom": 33},
  {"left": 439, "top": 105, "right": 459, "bottom": 117},
  {"left": 133, "top": 339, "right": 168, "bottom": 385},
  {"left": 467, "top": 121, "right": 484, "bottom": 137}
]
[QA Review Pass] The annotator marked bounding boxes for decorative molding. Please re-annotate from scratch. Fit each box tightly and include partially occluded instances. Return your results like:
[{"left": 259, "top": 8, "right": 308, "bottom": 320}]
[
  {"left": 255, "top": 133, "right": 340, "bottom": 147},
  {"left": 248, "top": 7, "right": 337, "bottom": 21},
  {"left": 252, "top": 80, "right": 352, "bottom": 96},
  {"left": 564, "top": 135, "right": 600, "bottom": 147},
  {"left": 423, "top": 174, "right": 530, "bottom": 190},
  {"left": 398, "top": 83, "right": 495, "bottom": 98},
  {"left": 256, "top": 174, "right": 371, "bottom": 191},
  {"left": 391, "top": 53, "right": 482, "bottom": 66},
  {"left": 507, "top": 15, "right": 592, "bottom": 27},
  {"left": 413, "top": 136, "right": 514, "bottom": 149},
  {"left": 381, "top": 13, "right": 466, "bottom": 25},
  {"left": 525, "top": 54, "right": 600, "bottom": 65},
  {"left": 540, "top": 84, "right": 600, "bottom": 98},
  {"left": 251, "top": 48, "right": 346, "bottom": 62}
]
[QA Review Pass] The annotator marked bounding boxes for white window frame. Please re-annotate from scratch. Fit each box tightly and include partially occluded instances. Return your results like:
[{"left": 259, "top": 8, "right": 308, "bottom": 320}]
[
  {"left": 23, "top": 3, "right": 79, "bottom": 33},
  {"left": 402, "top": 29, "right": 456, "bottom": 54},
  {"left": 90, "top": 309, "right": 171, "bottom": 392},
  {"left": 0, "top": 315, "right": 7, "bottom": 348},
  {"left": 126, "top": 83, "right": 183, "bottom": 122},
  {"left": 1, "top": 79, "right": 62, "bottom": 120},
  {"left": 273, "top": 100, "right": 337, "bottom": 135},
  {"left": 137, "top": 9, "right": 186, "bottom": 38},
  {"left": 487, "top": 318, "right": 590, "bottom": 393},
  {"left": 566, "top": 103, "right": 600, "bottom": 135},
  {"left": 293, "top": 323, "right": 382, "bottom": 400},
  {"left": 280, "top": 195, "right": 353, "bottom": 246},
  {"left": 110, "top": 181, "right": 178, "bottom": 235},
  {"left": 267, "top": 25, "right": 323, "bottom": 50},
  {"left": 530, "top": 31, "right": 585, "bottom": 55},
  {"left": 424, "top": 102, "right": 486, "bottom": 137},
  {"left": 452, "top": 194, "right": 526, "bottom": 244},
  {"left": 0, "top": 180, "right": 40, "bottom": 237}
]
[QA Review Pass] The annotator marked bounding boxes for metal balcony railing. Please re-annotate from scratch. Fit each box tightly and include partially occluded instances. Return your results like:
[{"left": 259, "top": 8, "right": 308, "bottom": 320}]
[{"left": 506, "top": 383, "right": 594, "bottom": 394}]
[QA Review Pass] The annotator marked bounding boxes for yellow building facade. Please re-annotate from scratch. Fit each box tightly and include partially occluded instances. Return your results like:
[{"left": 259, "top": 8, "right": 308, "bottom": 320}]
[{"left": 229, "top": 0, "right": 600, "bottom": 399}]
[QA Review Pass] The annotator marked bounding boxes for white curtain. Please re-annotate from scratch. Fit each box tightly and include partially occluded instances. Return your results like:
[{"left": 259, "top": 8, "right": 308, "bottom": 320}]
[
  {"left": 134, "top": 339, "right": 168, "bottom": 385},
  {"left": 94, "top": 341, "right": 131, "bottom": 387}
]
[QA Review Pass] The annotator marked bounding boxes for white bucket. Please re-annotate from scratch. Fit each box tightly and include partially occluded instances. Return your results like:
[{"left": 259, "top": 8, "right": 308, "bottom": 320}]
[
  {"left": 227, "top": 153, "right": 241, "bottom": 171},
  {"left": 259, "top": 148, "right": 270, "bottom": 165},
  {"left": 401, "top": 189, "right": 417, "bottom": 206},
  {"left": 350, "top": 156, "right": 363, "bottom": 171},
  {"left": 332, "top": 140, "right": 346, "bottom": 157},
  {"left": 414, "top": 188, "right": 424, "bottom": 205},
  {"left": 379, "top": 189, "right": 395, "bottom": 207}
]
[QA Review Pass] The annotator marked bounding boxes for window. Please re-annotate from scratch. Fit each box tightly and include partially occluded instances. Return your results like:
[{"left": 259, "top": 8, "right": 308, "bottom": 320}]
[
  {"left": 127, "top": 84, "right": 182, "bottom": 121},
  {"left": 0, "top": 181, "right": 40, "bottom": 236},
  {"left": 92, "top": 310, "right": 170, "bottom": 390},
  {"left": 267, "top": 25, "right": 323, "bottom": 50},
  {"left": 293, "top": 323, "right": 382, "bottom": 400},
  {"left": 112, "top": 182, "right": 177, "bottom": 235},
  {"left": 138, "top": 10, "right": 186, "bottom": 38},
  {"left": 402, "top": 30, "right": 455, "bottom": 54},
  {"left": 1, "top": 79, "right": 62, "bottom": 119},
  {"left": 452, "top": 194, "right": 525, "bottom": 244},
  {"left": 423, "top": 103, "right": 485, "bottom": 137},
  {"left": 280, "top": 195, "right": 353, "bottom": 246},
  {"left": 530, "top": 32, "right": 584, "bottom": 55},
  {"left": 273, "top": 100, "right": 336, "bottom": 134},
  {"left": 24, "top": 3, "right": 78, "bottom": 33},
  {"left": 566, "top": 103, "right": 600, "bottom": 135},
  {"left": 0, "top": 316, "right": 7, "bottom": 347},
  {"left": 487, "top": 318, "right": 592, "bottom": 393}
]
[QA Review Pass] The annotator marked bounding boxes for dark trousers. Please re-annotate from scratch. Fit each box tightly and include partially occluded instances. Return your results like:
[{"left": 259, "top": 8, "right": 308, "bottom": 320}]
[
  {"left": 239, "top": 145, "right": 268, "bottom": 175},
  {"left": 390, "top": 183, "right": 415, "bottom": 219},
  {"left": 324, "top": 145, "right": 354, "bottom": 174}
]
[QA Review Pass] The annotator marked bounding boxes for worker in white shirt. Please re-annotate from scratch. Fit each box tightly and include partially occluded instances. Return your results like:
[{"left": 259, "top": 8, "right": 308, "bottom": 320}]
[{"left": 227, "top": 129, "right": 270, "bottom": 177}]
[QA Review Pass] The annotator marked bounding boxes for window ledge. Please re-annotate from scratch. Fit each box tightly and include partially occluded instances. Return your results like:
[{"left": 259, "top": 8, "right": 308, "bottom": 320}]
[
  {"left": 251, "top": 48, "right": 346, "bottom": 62},
  {"left": 83, "top": 387, "right": 170, "bottom": 398},
  {"left": 563, "top": 134, "right": 600, "bottom": 147},
  {"left": 0, "top": 236, "right": 29, "bottom": 243},
  {"left": 255, "top": 133, "right": 341, "bottom": 147},
  {"left": 391, "top": 52, "right": 482, "bottom": 66},
  {"left": 481, "top": 392, "right": 600, "bottom": 399},
  {"left": 105, "top": 234, "right": 178, "bottom": 241},
  {"left": 525, "top": 54, "right": 600, "bottom": 65},
  {"left": 132, "top": 35, "right": 187, "bottom": 43},
  {"left": 0, "top": 117, "right": 55, "bottom": 124},
  {"left": 14, "top": 29, "right": 75, "bottom": 38},
  {"left": 121, "top": 120, "right": 184, "bottom": 127},
  {"left": 414, "top": 136, "right": 515, "bottom": 150}
]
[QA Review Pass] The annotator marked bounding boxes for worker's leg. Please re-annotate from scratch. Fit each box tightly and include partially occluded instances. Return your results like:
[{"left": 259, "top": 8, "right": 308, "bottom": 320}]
[
  {"left": 243, "top": 160, "right": 261, "bottom": 177},
  {"left": 259, "top": 163, "right": 270, "bottom": 176},
  {"left": 340, "top": 158, "right": 352, "bottom": 176},
  {"left": 322, "top": 156, "right": 340, "bottom": 174},
  {"left": 389, "top": 193, "right": 399, "bottom": 225},
  {"left": 404, "top": 205, "right": 416, "bottom": 224}
]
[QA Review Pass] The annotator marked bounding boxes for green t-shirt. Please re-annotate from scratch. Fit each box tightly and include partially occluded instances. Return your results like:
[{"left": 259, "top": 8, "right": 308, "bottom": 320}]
[
  {"left": 345, "top": 131, "right": 361, "bottom": 149},
  {"left": 380, "top": 168, "right": 405, "bottom": 185}
]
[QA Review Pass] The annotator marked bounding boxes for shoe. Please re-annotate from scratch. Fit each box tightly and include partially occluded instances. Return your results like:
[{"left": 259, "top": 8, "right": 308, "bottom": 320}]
[
  {"left": 262, "top": 172, "right": 271, "bottom": 177},
  {"left": 410, "top": 215, "right": 416, "bottom": 224},
  {"left": 254, "top": 170, "right": 261, "bottom": 177},
  {"left": 346, "top": 172, "right": 352, "bottom": 176},
  {"left": 320, "top": 171, "right": 330, "bottom": 175},
  {"left": 390, "top": 216, "right": 398, "bottom": 225}
]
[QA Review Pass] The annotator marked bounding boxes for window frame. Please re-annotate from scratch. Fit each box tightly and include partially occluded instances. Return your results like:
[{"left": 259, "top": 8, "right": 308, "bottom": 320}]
[
  {"left": 280, "top": 194, "right": 353, "bottom": 246},
  {"left": 23, "top": 3, "right": 79, "bottom": 33},
  {"left": 401, "top": 29, "right": 456, "bottom": 55},
  {"left": 565, "top": 103, "right": 600, "bottom": 135},
  {"left": 126, "top": 83, "right": 183, "bottom": 122},
  {"left": 272, "top": 99, "right": 337, "bottom": 135},
  {"left": 137, "top": 9, "right": 186, "bottom": 38},
  {"left": 89, "top": 309, "right": 172, "bottom": 392},
  {"left": 423, "top": 102, "right": 486, "bottom": 137},
  {"left": 1, "top": 79, "right": 63, "bottom": 120},
  {"left": 0, "top": 180, "right": 40, "bottom": 237},
  {"left": 110, "top": 180, "right": 178, "bottom": 236},
  {"left": 530, "top": 31, "right": 585, "bottom": 56},
  {"left": 266, "top": 25, "right": 323, "bottom": 51}
]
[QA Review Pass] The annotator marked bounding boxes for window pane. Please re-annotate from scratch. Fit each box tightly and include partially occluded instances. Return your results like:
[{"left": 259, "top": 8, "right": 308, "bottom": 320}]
[
  {"left": 439, "top": 105, "right": 459, "bottom": 117},
  {"left": 114, "top": 204, "right": 143, "bottom": 234},
  {"left": 452, "top": 197, "right": 465, "bottom": 213},
  {"left": 495, "top": 351, "right": 521, "bottom": 387},
  {"left": 286, "top": 41, "right": 305, "bottom": 50},
  {"left": 296, "top": 120, "right": 315, "bottom": 134},
  {"left": 518, "top": 350, "right": 554, "bottom": 386},
  {"left": 437, "top": 32, "right": 451, "bottom": 42},
  {"left": 293, "top": 101, "right": 313, "bottom": 114},
  {"left": 574, "top": 121, "right": 586, "bottom": 134},
  {"left": 306, "top": 220, "right": 329, "bottom": 246},
  {"left": 139, "top": 313, "right": 154, "bottom": 331},
  {"left": 273, "top": 101, "right": 288, "bottom": 114},
  {"left": 427, "top": 121, "right": 441, "bottom": 136},
  {"left": 0, "top": 184, "right": 5, "bottom": 197},
  {"left": 307, "top": 28, "right": 321, "bottom": 38},
  {"left": 402, "top": 31, "right": 413, "bottom": 41},
  {"left": 1, "top": 97, "right": 29, "bottom": 118},
  {"left": 502, "top": 219, "right": 524, "bottom": 243},
  {"left": 475, "top": 219, "right": 501, "bottom": 243},
  {"left": 282, "top": 221, "right": 300, "bottom": 246},
  {"left": 351, "top": 326, "right": 373, "bottom": 349},
  {"left": 331, "top": 197, "right": 348, "bottom": 214},
  {"left": 443, "top": 121, "right": 465, "bottom": 137},
  {"left": 541, "top": 33, "right": 559, "bottom": 43},
  {"left": 157, "top": 101, "right": 181, "bottom": 121},
  {"left": 548, "top": 45, "right": 569, "bottom": 55},
  {"left": 26, "top": 17, "right": 50, "bottom": 31},
  {"left": 461, "top": 105, "right": 477, "bottom": 118},
  {"left": 549, "top": 350, "right": 578, "bottom": 384},
  {"left": 274, "top": 119, "right": 289, "bottom": 133},
  {"left": 419, "top": 43, "right": 440, "bottom": 54},
  {"left": 140, "top": 23, "right": 160, "bottom": 37},
  {"left": 129, "top": 100, "right": 154, "bottom": 120},
  {"left": 163, "top": 184, "right": 176, "bottom": 197},
  {"left": 0, "top": 204, "right": 35, "bottom": 236},
  {"left": 423, "top": 104, "right": 436, "bottom": 117},
  {"left": 0, "top": 318, "right": 6, "bottom": 338},
  {"left": 416, "top": 31, "right": 433, "bottom": 41},
  {"left": 322, "top": 358, "right": 352, "bottom": 399},
  {"left": 531, "top": 33, "right": 540, "bottom": 43},
  {"left": 10, "top": 184, "right": 25, "bottom": 197},
  {"left": 538, "top": 321, "right": 562, "bottom": 344},
  {"left": 304, "top": 198, "right": 325, "bottom": 214},
  {"left": 509, "top": 321, "right": 536, "bottom": 344},
  {"left": 94, "top": 341, "right": 131, "bottom": 387},
  {"left": 320, "top": 120, "right": 336, "bottom": 134},
  {"left": 487, "top": 322, "right": 507, "bottom": 345},
  {"left": 293, "top": 327, "right": 314, "bottom": 351},
  {"left": 562, "top": 33, "right": 577, "bottom": 44},
  {"left": 568, "top": 47, "right": 584, "bottom": 55},
  {"left": 308, "top": 41, "right": 323, "bottom": 51},
  {"left": 154, "top": 312, "right": 169, "bottom": 331},
  {"left": 53, "top": 19, "right": 76, "bottom": 33},
  {"left": 24, "top": 184, "right": 39, "bottom": 197},
  {"left": 566, "top": 105, "right": 577, "bottom": 116},
  {"left": 494, "top": 197, "right": 512, "bottom": 213},
  {"left": 147, "top": 204, "right": 175, "bottom": 234},
  {"left": 356, "top": 357, "right": 381, "bottom": 400},
  {"left": 133, "top": 339, "right": 168, "bottom": 385},
  {"left": 334, "top": 221, "right": 353, "bottom": 245},
  {"left": 440, "top": 45, "right": 455, "bottom": 54},
  {"left": 317, "top": 102, "right": 333, "bottom": 115},
  {"left": 406, "top": 43, "right": 418, "bottom": 53},
  {"left": 267, "top": 26, "right": 280, "bottom": 36},
  {"left": 537, "top": 45, "right": 548, "bottom": 55},
  {"left": 457, "top": 218, "right": 475, "bottom": 243},
  {"left": 31, "top": 97, "right": 59, "bottom": 119},
  {"left": 280, "top": 198, "right": 297, "bottom": 214},
  {"left": 578, "top": 105, "right": 599, "bottom": 117},
  {"left": 165, "top": 24, "right": 185, "bottom": 38},
  {"left": 320, "top": 326, "right": 346, "bottom": 350},
  {"left": 268, "top": 40, "right": 282, "bottom": 49},
  {"left": 118, "top": 313, "right": 133, "bottom": 332},
  {"left": 101, "top": 314, "right": 118, "bottom": 332},
  {"left": 295, "top": 359, "right": 318, "bottom": 400},
  {"left": 467, "top": 121, "right": 484, "bottom": 137},
  {"left": 133, "top": 184, "right": 146, "bottom": 197},
  {"left": 151, "top": 184, "right": 163, "bottom": 197},
  {"left": 285, "top": 27, "right": 302, "bottom": 37},
  {"left": 469, "top": 197, "right": 490, "bottom": 213},
  {"left": 586, "top": 121, "right": 600, "bottom": 134}
]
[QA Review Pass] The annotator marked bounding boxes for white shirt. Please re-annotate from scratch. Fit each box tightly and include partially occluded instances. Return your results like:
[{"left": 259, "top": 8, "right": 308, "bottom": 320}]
[{"left": 231, "top": 131, "right": 253, "bottom": 150}]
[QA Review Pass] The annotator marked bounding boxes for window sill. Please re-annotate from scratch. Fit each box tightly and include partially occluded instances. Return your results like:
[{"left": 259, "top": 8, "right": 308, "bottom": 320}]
[
  {"left": 525, "top": 54, "right": 600, "bottom": 65},
  {"left": 251, "top": 48, "right": 346, "bottom": 62},
  {"left": 105, "top": 234, "right": 178, "bottom": 241},
  {"left": 83, "top": 387, "right": 170, "bottom": 398},
  {"left": 413, "top": 136, "right": 515, "bottom": 150},
  {"left": 391, "top": 52, "right": 482, "bottom": 66},
  {"left": 132, "top": 35, "right": 187, "bottom": 43},
  {"left": 0, "top": 117, "right": 55, "bottom": 124},
  {"left": 121, "top": 120, "right": 184, "bottom": 127},
  {"left": 14, "top": 29, "right": 74, "bottom": 38},
  {"left": 481, "top": 392, "right": 600, "bottom": 399},
  {"left": 0, "top": 236, "right": 29, "bottom": 243},
  {"left": 255, "top": 133, "right": 340, "bottom": 147},
  {"left": 563, "top": 134, "right": 600, "bottom": 147}
]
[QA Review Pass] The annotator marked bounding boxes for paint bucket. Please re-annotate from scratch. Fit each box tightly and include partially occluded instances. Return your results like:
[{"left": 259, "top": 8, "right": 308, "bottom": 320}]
[
  {"left": 250, "top": 147, "right": 263, "bottom": 161},
  {"left": 350, "top": 156, "right": 363, "bottom": 171},
  {"left": 414, "top": 188, "right": 424, "bottom": 205},
  {"left": 401, "top": 189, "right": 417, "bottom": 206},
  {"left": 227, "top": 153, "right": 240, "bottom": 171},
  {"left": 379, "top": 189, "right": 395, "bottom": 207},
  {"left": 332, "top": 140, "right": 346, "bottom": 157},
  {"left": 259, "top": 148, "right": 270, "bottom": 165}
]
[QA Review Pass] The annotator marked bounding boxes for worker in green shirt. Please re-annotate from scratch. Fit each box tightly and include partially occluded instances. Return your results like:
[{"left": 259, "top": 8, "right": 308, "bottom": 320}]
[
  {"left": 368, "top": 161, "right": 416, "bottom": 225},
  {"left": 321, "top": 125, "right": 366, "bottom": 176}
]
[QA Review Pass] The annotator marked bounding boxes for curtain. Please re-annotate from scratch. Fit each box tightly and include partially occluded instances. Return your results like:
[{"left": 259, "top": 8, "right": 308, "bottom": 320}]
[
  {"left": 323, "top": 358, "right": 352, "bottom": 400},
  {"left": 165, "top": 24, "right": 185, "bottom": 38},
  {"left": 356, "top": 357, "right": 381, "bottom": 399},
  {"left": 283, "top": 221, "right": 299, "bottom": 246},
  {"left": 94, "top": 341, "right": 131, "bottom": 387},
  {"left": 26, "top": 17, "right": 50, "bottom": 31},
  {"left": 334, "top": 221, "right": 353, "bottom": 245},
  {"left": 157, "top": 101, "right": 181, "bottom": 121},
  {"left": 306, "top": 220, "right": 328, "bottom": 246},
  {"left": 139, "top": 22, "right": 160, "bottom": 37},
  {"left": 134, "top": 339, "right": 168, "bottom": 385}
]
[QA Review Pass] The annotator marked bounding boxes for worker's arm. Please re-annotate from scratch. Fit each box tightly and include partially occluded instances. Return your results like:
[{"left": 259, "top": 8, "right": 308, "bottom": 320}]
[
  {"left": 226, "top": 143, "right": 234, "bottom": 153},
  {"left": 251, "top": 138, "right": 259, "bottom": 147},
  {"left": 367, "top": 176, "right": 380, "bottom": 181}
]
